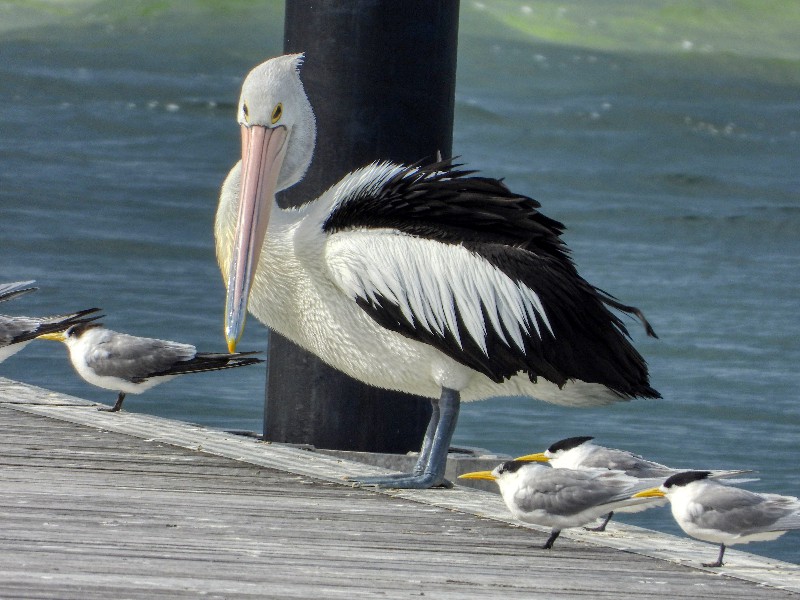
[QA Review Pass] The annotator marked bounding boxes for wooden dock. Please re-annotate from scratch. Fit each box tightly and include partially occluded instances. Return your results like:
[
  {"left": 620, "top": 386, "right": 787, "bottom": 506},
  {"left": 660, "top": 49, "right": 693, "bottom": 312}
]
[{"left": 1, "top": 377, "right": 798, "bottom": 599}]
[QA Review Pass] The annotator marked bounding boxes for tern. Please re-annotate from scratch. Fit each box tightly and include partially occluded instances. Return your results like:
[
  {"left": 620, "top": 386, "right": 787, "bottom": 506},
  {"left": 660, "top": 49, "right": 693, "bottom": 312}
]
[
  {"left": 459, "top": 460, "right": 659, "bottom": 548},
  {"left": 634, "top": 471, "right": 800, "bottom": 567},
  {"left": 40, "top": 322, "right": 263, "bottom": 411},
  {"left": 0, "top": 280, "right": 38, "bottom": 303},
  {"left": 516, "top": 436, "right": 750, "bottom": 531},
  {"left": 0, "top": 280, "right": 100, "bottom": 363},
  {"left": 215, "top": 53, "right": 659, "bottom": 489}
]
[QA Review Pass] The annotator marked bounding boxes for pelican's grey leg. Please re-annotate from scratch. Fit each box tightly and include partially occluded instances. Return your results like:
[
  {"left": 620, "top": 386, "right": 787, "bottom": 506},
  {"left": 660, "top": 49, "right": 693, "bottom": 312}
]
[
  {"left": 349, "top": 388, "right": 460, "bottom": 489},
  {"left": 411, "top": 397, "right": 440, "bottom": 475},
  {"left": 347, "top": 397, "right": 439, "bottom": 485}
]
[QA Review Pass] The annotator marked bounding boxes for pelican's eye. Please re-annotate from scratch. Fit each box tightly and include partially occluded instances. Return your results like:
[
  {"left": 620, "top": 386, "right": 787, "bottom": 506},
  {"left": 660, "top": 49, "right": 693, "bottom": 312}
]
[
  {"left": 271, "top": 103, "right": 283, "bottom": 124},
  {"left": 242, "top": 103, "right": 249, "bottom": 123}
]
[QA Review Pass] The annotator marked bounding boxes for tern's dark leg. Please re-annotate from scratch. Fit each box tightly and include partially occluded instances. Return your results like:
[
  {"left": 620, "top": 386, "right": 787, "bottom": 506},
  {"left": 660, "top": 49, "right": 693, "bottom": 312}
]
[
  {"left": 703, "top": 544, "right": 726, "bottom": 568},
  {"left": 585, "top": 512, "right": 614, "bottom": 532},
  {"left": 350, "top": 388, "right": 461, "bottom": 489},
  {"left": 543, "top": 529, "right": 561, "bottom": 549},
  {"left": 98, "top": 392, "right": 125, "bottom": 412}
]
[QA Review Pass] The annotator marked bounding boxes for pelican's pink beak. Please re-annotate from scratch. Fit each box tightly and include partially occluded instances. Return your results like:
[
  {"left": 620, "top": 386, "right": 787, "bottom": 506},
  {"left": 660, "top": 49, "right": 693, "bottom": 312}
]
[{"left": 225, "top": 123, "right": 288, "bottom": 353}]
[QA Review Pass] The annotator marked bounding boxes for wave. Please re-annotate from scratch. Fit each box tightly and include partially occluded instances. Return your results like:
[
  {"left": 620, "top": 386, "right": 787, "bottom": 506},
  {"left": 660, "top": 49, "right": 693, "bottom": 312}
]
[{"left": 466, "top": 0, "right": 800, "bottom": 62}]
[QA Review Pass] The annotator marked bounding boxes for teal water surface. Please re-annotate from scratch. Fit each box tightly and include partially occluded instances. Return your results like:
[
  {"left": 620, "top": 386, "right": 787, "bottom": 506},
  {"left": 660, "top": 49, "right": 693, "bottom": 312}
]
[{"left": 1, "top": 1, "right": 798, "bottom": 563}]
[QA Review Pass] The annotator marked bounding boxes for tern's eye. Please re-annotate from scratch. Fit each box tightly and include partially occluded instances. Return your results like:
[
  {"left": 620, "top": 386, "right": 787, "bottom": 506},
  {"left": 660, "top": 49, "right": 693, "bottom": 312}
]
[{"left": 271, "top": 103, "right": 283, "bottom": 124}]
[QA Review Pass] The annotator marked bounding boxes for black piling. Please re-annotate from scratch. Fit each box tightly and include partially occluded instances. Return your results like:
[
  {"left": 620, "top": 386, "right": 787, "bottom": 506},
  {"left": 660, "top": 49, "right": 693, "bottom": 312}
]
[{"left": 264, "top": 0, "right": 460, "bottom": 452}]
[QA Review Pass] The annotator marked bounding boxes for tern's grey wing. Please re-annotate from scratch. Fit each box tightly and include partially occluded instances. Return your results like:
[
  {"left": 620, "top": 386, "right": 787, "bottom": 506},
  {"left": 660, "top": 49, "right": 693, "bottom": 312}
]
[
  {"left": 0, "top": 281, "right": 37, "bottom": 302},
  {"left": 693, "top": 485, "right": 799, "bottom": 534},
  {"left": 85, "top": 333, "right": 196, "bottom": 382},
  {"left": 766, "top": 496, "right": 800, "bottom": 531},
  {"left": 515, "top": 470, "right": 638, "bottom": 517},
  {"left": 578, "top": 448, "right": 675, "bottom": 478},
  {"left": 0, "top": 316, "right": 39, "bottom": 346}
]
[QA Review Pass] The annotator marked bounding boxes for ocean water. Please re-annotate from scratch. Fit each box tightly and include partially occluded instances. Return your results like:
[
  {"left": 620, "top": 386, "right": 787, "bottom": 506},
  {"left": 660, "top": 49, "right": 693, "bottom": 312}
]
[{"left": 1, "top": 1, "right": 798, "bottom": 563}]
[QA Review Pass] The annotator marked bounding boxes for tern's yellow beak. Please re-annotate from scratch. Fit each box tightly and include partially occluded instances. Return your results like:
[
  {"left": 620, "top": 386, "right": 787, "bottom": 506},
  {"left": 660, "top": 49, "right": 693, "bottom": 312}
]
[
  {"left": 458, "top": 470, "right": 497, "bottom": 481},
  {"left": 37, "top": 332, "right": 66, "bottom": 342},
  {"left": 514, "top": 452, "right": 550, "bottom": 463},
  {"left": 633, "top": 487, "right": 666, "bottom": 499}
]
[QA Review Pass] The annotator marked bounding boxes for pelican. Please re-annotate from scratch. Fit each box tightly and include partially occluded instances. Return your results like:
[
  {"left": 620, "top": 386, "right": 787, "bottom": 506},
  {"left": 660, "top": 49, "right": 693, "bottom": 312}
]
[
  {"left": 516, "top": 436, "right": 751, "bottom": 531},
  {"left": 634, "top": 471, "right": 800, "bottom": 567},
  {"left": 40, "top": 322, "right": 264, "bottom": 412},
  {"left": 459, "top": 460, "right": 660, "bottom": 549},
  {"left": 215, "top": 54, "right": 660, "bottom": 489}
]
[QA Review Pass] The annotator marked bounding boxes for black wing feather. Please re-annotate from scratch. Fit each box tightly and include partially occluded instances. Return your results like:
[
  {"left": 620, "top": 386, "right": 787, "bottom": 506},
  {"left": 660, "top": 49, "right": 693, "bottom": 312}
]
[
  {"left": 325, "top": 161, "right": 659, "bottom": 399},
  {"left": 147, "top": 352, "right": 263, "bottom": 378}
]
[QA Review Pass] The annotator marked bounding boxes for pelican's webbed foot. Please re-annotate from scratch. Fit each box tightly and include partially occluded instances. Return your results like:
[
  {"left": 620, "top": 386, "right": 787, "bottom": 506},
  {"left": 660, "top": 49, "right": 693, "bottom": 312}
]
[
  {"left": 349, "top": 473, "right": 453, "bottom": 489},
  {"left": 346, "top": 388, "right": 461, "bottom": 491}
]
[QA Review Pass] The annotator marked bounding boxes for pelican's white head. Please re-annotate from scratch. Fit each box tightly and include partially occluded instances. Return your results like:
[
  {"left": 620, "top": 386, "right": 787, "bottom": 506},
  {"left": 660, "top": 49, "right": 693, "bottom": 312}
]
[
  {"left": 225, "top": 53, "right": 317, "bottom": 352},
  {"left": 238, "top": 53, "right": 316, "bottom": 190}
]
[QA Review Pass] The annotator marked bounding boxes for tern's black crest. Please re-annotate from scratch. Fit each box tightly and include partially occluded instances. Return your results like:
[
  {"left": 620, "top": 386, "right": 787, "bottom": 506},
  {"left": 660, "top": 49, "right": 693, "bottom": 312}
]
[
  {"left": 497, "top": 460, "right": 529, "bottom": 475},
  {"left": 323, "top": 160, "right": 660, "bottom": 400},
  {"left": 65, "top": 319, "right": 105, "bottom": 339},
  {"left": 663, "top": 471, "right": 712, "bottom": 489},
  {"left": 548, "top": 436, "right": 594, "bottom": 454}
]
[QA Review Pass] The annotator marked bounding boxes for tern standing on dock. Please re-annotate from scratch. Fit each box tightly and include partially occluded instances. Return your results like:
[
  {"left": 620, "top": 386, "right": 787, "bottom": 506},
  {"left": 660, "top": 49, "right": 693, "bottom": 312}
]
[
  {"left": 634, "top": 471, "right": 800, "bottom": 567},
  {"left": 40, "top": 322, "right": 263, "bottom": 411},
  {"left": 516, "top": 436, "right": 750, "bottom": 531},
  {"left": 460, "top": 460, "right": 660, "bottom": 549},
  {"left": 215, "top": 54, "right": 660, "bottom": 489}
]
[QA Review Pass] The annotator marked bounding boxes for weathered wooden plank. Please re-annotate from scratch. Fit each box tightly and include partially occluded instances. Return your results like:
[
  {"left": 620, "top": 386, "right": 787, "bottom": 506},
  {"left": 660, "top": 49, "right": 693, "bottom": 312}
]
[{"left": 0, "top": 378, "right": 798, "bottom": 599}]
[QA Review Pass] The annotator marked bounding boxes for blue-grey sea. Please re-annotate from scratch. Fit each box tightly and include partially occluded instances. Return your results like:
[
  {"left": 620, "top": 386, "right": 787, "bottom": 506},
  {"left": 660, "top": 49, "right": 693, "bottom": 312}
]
[{"left": 1, "top": 1, "right": 798, "bottom": 563}]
